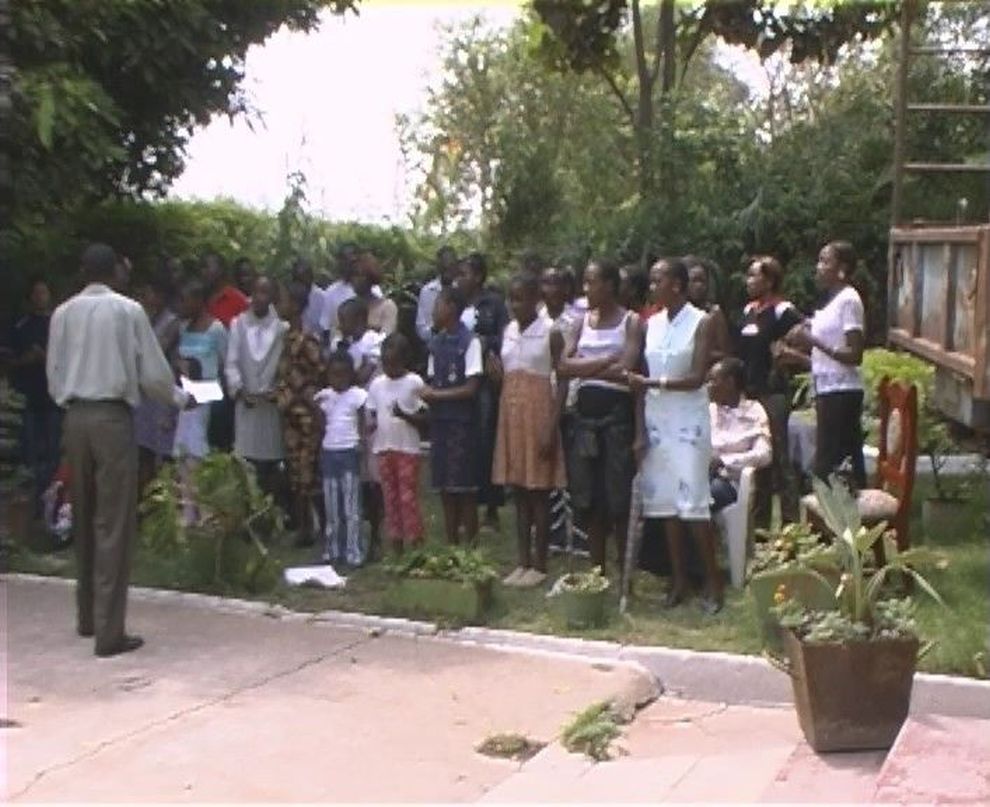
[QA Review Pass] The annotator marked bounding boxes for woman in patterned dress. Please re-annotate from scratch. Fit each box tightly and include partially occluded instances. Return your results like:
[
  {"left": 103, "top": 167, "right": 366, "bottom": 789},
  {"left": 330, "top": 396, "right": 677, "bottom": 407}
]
[{"left": 275, "top": 281, "right": 327, "bottom": 547}]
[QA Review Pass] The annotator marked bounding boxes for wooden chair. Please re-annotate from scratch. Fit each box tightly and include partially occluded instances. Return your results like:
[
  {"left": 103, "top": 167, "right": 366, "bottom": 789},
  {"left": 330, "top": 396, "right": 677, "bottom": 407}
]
[{"left": 801, "top": 377, "right": 919, "bottom": 555}]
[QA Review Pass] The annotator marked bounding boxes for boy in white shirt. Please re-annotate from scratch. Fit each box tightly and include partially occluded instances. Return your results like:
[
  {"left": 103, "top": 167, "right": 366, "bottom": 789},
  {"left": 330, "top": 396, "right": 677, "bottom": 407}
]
[{"left": 314, "top": 351, "right": 368, "bottom": 567}]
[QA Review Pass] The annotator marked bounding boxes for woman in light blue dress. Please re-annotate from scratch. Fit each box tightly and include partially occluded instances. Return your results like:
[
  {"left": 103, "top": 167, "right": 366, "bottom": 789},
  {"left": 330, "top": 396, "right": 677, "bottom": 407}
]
[{"left": 630, "top": 258, "right": 723, "bottom": 614}]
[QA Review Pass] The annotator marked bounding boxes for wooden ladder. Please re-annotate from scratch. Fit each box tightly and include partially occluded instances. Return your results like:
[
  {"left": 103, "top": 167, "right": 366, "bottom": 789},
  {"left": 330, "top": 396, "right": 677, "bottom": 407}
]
[{"left": 891, "top": 0, "right": 990, "bottom": 225}]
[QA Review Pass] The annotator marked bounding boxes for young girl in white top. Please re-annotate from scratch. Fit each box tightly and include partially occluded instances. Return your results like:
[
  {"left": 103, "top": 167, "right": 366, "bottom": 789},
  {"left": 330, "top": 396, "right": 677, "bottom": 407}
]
[
  {"left": 366, "top": 333, "right": 427, "bottom": 556},
  {"left": 786, "top": 240, "right": 866, "bottom": 488},
  {"left": 493, "top": 273, "right": 567, "bottom": 587},
  {"left": 314, "top": 350, "right": 368, "bottom": 567}
]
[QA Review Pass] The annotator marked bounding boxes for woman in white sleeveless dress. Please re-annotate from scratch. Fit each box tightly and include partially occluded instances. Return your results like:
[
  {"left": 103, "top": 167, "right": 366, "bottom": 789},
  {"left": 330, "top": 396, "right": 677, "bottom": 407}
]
[{"left": 630, "top": 258, "right": 723, "bottom": 614}]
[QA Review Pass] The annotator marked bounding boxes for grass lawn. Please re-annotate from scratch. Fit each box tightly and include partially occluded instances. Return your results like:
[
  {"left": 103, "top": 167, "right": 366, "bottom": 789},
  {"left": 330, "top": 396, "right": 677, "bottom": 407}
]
[{"left": 7, "top": 473, "right": 988, "bottom": 679}]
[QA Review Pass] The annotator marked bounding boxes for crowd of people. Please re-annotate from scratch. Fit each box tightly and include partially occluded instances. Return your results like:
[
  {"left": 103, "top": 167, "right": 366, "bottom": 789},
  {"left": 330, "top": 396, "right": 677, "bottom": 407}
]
[{"left": 2, "top": 237, "right": 868, "bottom": 654}]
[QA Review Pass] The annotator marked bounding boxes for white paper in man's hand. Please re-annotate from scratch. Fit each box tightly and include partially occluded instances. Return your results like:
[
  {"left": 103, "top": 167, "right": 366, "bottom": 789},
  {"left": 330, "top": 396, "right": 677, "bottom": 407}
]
[{"left": 180, "top": 376, "right": 224, "bottom": 404}]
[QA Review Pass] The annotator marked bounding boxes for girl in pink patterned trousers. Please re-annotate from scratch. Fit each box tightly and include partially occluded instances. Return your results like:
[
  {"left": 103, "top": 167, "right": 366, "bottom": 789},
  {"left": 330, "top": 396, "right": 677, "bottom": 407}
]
[{"left": 365, "top": 334, "right": 426, "bottom": 555}]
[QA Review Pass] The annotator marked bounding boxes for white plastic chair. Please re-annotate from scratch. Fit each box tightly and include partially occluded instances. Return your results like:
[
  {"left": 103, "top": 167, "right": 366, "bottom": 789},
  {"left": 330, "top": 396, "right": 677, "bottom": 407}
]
[{"left": 714, "top": 466, "right": 756, "bottom": 589}]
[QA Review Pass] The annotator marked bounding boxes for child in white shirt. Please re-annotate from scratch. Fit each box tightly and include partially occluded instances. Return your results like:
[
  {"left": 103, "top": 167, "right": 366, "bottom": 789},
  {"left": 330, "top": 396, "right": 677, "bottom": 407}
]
[
  {"left": 333, "top": 297, "right": 384, "bottom": 386},
  {"left": 333, "top": 295, "right": 386, "bottom": 558},
  {"left": 366, "top": 334, "right": 427, "bottom": 556},
  {"left": 314, "top": 350, "right": 368, "bottom": 567}
]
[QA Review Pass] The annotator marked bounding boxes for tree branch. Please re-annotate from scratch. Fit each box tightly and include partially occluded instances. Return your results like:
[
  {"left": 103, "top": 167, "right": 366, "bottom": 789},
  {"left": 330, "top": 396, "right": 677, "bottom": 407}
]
[
  {"left": 678, "top": 3, "right": 713, "bottom": 88},
  {"left": 649, "top": 3, "right": 664, "bottom": 86},
  {"left": 631, "top": 0, "right": 650, "bottom": 89},
  {"left": 595, "top": 64, "right": 635, "bottom": 124}
]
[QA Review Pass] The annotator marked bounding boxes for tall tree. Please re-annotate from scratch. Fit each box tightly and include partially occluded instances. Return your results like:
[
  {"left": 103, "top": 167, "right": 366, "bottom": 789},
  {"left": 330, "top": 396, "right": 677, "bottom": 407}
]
[
  {"left": 530, "top": 0, "right": 899, "bottom": 205},
  {"left": 5, "top": 0, "right": 356, "bottom": 228}
]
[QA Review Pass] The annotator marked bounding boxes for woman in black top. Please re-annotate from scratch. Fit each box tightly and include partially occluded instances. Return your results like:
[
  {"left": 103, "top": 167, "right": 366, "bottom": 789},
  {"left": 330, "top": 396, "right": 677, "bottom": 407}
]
[
  {"left": 457, "top": 252, "right": 510, "bottom": 531},
  {"left": 736, "top": 256, "right": 804, "bottom": 527}
]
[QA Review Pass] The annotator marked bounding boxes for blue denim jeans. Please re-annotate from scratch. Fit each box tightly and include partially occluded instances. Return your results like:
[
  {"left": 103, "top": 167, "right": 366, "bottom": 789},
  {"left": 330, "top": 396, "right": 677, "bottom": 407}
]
[{"left": 320, "top": 448, "right": 363, "bottom": 566}]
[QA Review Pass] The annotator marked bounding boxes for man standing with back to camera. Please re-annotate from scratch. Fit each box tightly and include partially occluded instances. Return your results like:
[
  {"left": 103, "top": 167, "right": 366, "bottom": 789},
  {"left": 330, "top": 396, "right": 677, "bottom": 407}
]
[{"left": 47, "top": 243, "right": 192, "bottom": 657}]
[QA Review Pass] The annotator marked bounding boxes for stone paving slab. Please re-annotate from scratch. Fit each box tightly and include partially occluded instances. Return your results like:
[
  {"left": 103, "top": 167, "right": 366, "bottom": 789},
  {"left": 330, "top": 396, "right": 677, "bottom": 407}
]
[
  {"left": 2, "top": 577, "right": 650, "bottom": 802},
  {"left": 873, "top": 714, "right": 990, "bottom": 805},
  {"left": 762, "top": 743, "right": 886, "bottom": 803}
]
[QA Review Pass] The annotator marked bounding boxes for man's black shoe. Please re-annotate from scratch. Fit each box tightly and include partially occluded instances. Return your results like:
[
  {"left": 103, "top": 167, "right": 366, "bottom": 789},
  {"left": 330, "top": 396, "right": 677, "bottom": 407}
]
[
  {"left": 77, "top": 626, "right": 94, "bottom": 638},
  {"left": 95, "top": 635, "right": 144, "bottom": 658}
]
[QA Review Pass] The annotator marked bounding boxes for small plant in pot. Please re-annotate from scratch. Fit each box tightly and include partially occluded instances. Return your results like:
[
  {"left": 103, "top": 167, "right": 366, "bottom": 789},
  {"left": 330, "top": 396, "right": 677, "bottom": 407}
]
[
  {"left": 748, "top": 522, "right": 839, "bottom": 655},
  {"left": 384, "top": 545, "right": 497, "bottom": 623},
  {"left": 769, "top": 476, "right": 947, "bottom": 752},
  {"left": 548, "top": 566, "right": 610, "bottom": 629}
]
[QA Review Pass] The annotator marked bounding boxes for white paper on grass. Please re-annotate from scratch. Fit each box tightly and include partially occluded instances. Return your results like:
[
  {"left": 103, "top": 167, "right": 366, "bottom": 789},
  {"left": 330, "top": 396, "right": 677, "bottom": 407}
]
[
  {"left": 180, "top": 376, "right": 225, "bottom": 404},
  {"left": 284, "top": 565, "right": 347, "bottom": 589}
]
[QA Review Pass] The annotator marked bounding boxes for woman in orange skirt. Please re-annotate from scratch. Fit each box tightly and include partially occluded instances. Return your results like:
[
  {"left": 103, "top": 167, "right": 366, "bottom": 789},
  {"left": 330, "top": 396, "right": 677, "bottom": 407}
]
[{"left": 493, "top": 273, "right": 567, "bottom": 587}]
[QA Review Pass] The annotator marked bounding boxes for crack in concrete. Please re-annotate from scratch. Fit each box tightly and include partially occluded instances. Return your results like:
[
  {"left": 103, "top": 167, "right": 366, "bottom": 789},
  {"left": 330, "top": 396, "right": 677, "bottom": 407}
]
[
  {"left": 647, "top": 701, "right": 730, "bottom": 727},
  {"left": 10, "top": 635, "right": 370, "bottom": 801}
]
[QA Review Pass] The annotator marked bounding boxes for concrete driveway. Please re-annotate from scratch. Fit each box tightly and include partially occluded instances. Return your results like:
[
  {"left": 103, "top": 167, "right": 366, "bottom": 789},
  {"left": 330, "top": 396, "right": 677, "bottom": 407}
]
[{"left": 2, "top": 577, "right": 651, "bottom": 802}]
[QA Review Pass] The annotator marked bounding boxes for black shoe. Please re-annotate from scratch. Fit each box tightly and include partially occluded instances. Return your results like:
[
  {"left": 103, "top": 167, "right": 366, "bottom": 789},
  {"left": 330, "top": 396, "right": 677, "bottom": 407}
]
[
  {"left": 95, "top": 635, "right": 144, "bottom": 658},
  {"left": 77, "top": 626, "right": 94, "bottom": 638}
]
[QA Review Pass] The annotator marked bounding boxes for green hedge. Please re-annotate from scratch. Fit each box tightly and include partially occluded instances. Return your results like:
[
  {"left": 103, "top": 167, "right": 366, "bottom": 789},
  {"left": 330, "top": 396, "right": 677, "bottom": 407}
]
[{"left": 2, "top": 198, "right": 462, "bottom": 313}]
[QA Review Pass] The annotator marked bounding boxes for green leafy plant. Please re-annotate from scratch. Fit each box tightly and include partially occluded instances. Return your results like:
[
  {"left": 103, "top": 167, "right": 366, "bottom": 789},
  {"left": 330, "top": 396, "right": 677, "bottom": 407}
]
[
  {"left": 139, "top": 453, "right": 283, "bottom": 592},
  {"left": 771, "top": 476, "right": 948, "bottom": 644},
  {"left": 560, "top": 701, "right": 623, "bottom": 762},
  {"left": 548, "top": 566, "right": 610, "bottom": 596},
  {"left": 385, "top": 545, "right": 498, "bottom": 585},
  {"left": 751, "top": 522, "right": 835, "bottom": 577}
]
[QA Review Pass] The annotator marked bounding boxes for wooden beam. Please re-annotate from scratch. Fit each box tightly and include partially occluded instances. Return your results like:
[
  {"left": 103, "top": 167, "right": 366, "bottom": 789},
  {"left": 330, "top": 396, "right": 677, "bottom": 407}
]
[
  {"left": 890, "top": 226, "right": 987, "bottom": 244},
  {"left": 974, "top": 231, "right": 990, "bottom": 398},
  {"left": 888, "top": 330, "right": 977, "bottom": 379},
  {"left": 907, "top": 103, "right": 990, "bottom": 114},
  {"left": 910, "top": 46, "right": 990, "bottom": 55},
  {"left": 904, "top": 163, "right": 990, "bottom": 173},
  {"left": 890, "top": 0, "right": 915, "bottom": 226}
]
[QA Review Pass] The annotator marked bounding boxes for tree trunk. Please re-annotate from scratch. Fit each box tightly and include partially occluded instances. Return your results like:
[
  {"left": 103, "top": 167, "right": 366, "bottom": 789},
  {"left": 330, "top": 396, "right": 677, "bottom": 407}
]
[{"left": 631, "top": 0, "right": 655, "bottom": 201}]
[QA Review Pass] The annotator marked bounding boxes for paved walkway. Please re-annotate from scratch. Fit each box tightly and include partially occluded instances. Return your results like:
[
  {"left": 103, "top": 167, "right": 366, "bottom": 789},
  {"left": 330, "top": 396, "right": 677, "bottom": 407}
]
[
  {"left": 2, "top": 578, "right": 652, "bottom": 802},
  {"left": 3, "top": 577, "right": 988, "bottom": 803}
]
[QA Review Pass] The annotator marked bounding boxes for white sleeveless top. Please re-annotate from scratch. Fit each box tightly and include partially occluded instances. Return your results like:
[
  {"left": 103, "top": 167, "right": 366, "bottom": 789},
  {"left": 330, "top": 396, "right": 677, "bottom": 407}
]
[{"left": 576, "top": 309, "right": 630, "bottom": 392}]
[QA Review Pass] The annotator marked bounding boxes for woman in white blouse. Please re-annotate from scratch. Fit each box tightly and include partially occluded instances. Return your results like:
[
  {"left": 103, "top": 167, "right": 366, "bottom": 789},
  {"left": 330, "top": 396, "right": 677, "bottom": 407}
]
[
  {"left": 787, "top": 240, "right": 867, "bottom": 488},
  {"left": 492, "top": 273, "right": 566, "bottom": 587}
]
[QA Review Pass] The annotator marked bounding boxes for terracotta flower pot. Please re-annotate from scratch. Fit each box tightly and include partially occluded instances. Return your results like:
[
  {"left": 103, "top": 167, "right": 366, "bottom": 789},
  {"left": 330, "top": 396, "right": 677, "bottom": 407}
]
[
  {"left": 386, "top": 577, "right": 492, "bottom": 623},
  {"left": 783, "top": 630, "right": 919, "bottom": 752}
]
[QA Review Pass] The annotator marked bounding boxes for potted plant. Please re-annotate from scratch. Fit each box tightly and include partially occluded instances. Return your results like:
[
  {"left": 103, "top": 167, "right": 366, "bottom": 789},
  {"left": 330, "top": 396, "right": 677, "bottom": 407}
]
[
  {"left": 140, "top": 453, "right": 283, "bottom": 593},
  {"left": 547, "top": 566, "right": 610, "bottom": 629},
  {"left": 385, "top": 545, "right": 497, "bottom": 623},
  {"left": 748, "top": 522, "right": 839, "bottom": 655},
  {"left": 769, "top": 476, "right": 947, "bottom": 752}
]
